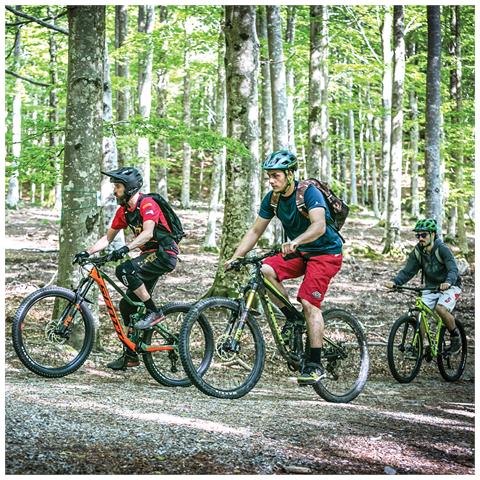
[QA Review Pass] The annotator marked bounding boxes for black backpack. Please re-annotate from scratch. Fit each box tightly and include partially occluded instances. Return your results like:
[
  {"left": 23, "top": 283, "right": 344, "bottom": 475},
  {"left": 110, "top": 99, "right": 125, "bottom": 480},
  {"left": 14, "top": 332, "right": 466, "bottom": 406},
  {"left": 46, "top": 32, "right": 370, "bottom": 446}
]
[{"left": 127, "top": 193, "right": 185, "bottom": 244}]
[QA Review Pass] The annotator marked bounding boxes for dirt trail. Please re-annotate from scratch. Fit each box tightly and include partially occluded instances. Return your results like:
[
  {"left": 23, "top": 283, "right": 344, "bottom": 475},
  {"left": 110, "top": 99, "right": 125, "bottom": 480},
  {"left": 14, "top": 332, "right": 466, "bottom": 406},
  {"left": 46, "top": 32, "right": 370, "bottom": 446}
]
[{"left": 4, "top": 205, "right": 475, "bottom": 474}]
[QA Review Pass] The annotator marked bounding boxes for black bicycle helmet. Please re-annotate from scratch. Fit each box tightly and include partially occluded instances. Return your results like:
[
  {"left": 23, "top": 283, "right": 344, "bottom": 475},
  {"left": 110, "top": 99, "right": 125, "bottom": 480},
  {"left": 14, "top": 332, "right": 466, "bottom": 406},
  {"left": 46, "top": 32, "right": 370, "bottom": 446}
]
[
  {"left": 262, "top": 150, "right": 298, "bottom": 171},
  {"left": 101, "top": 167, "right": 143, "bottom": 198}
]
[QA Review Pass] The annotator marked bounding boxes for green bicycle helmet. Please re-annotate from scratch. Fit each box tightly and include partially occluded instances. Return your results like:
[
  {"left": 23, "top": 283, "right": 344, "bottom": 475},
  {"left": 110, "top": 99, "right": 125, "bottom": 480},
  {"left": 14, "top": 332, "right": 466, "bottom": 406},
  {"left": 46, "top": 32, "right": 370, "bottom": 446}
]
[
  {"left": 262, "top": 150, "right": 298, "bottom": 171},
  {"left": 413, "top": 218, "right": 437, "bottom": 233}
]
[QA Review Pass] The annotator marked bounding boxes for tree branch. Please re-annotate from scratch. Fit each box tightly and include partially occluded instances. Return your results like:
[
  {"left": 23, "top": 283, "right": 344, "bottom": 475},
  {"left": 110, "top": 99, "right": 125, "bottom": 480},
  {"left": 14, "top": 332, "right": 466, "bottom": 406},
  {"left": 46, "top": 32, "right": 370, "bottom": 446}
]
[
  {"left": 346, "top": 6, "right": 381, "bottom": 64},
  {"left": 6, "top": 11, "right": 67, "bottom": 27},
  {"left": 5, "top": 69, "right": 52, "bottom": 87},
  {"left": 5, "top": 6, "right": 68, "bottom": 35}
]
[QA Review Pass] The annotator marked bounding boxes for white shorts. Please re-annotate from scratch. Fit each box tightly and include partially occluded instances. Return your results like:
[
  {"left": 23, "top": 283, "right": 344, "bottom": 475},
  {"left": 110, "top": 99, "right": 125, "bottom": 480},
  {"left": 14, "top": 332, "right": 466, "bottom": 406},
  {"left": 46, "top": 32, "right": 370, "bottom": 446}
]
[{"left": 422, "top": 286, "right": 461, "bottom": 312}]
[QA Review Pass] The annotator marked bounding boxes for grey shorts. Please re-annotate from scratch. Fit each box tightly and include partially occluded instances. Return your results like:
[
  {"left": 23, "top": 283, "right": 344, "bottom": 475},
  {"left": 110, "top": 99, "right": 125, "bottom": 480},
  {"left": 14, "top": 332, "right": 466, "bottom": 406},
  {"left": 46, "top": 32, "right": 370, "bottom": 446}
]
[{"left": 421, "top": 286, "right": 461, "bottom": 312}]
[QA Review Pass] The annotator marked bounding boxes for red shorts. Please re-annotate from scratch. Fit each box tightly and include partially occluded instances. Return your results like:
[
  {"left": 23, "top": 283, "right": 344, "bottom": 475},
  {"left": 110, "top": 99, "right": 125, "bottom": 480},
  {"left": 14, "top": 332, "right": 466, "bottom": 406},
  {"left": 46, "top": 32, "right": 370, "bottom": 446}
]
[{"left": 262, "top": 252, "right": 342, "bottom": 308}]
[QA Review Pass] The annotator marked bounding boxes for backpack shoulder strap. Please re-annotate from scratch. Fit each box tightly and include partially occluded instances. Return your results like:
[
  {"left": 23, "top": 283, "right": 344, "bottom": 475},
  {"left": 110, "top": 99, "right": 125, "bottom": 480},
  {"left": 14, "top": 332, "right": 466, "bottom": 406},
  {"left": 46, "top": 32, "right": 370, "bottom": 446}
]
[
  {"left": 295, "top": 179, "right": 319, "bottom": 219},
  {"left": 270, "top": 191, "right": 281, "bottom": 217},
  {"left": 434, "top": 245, "right": 444, "bottom": 264}
]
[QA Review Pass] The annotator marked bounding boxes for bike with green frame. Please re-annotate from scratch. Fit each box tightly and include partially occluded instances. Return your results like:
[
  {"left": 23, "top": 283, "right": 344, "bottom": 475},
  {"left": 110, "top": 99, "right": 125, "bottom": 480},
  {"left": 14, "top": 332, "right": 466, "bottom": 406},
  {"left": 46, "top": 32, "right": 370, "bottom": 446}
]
[
  {"left": 178, "top": 248, "right": 369, "bottom": 402},
  {"left": 387, "top": 285, "right": 467, "bottom": 383},
  {"left": 12, "top": 253, "right": 213, "bottom": 386}
]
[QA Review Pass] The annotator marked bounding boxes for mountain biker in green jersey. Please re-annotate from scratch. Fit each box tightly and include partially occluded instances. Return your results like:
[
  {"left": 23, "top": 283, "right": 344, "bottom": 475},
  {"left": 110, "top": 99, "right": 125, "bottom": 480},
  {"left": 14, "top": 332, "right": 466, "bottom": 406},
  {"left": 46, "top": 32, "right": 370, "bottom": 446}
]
[{"left": 386, "top": 218, "right": 462, "bottom": 354}]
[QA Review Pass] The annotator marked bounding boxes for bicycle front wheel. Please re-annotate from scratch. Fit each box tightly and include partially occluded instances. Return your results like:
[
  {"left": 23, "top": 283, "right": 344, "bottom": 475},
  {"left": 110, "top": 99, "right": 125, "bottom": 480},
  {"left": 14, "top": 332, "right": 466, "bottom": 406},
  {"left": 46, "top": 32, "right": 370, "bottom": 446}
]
[
  {"left": 313, "top": 309, "right": 369, "bottom": 403},
  {"left": 142, "top": 302, "right": 213, "bottom": 387},
  {"left": 179, "top": 297, "right": 265, "bottom": 399},
  {"left": 387, "top": 314, "right": 423, "bottom": 383},
  {"left": 437, "top": 319, "right": 467, "bottom": 382},
  {"left": 12, "top": 286, "right": 95, "bottom": 377}
]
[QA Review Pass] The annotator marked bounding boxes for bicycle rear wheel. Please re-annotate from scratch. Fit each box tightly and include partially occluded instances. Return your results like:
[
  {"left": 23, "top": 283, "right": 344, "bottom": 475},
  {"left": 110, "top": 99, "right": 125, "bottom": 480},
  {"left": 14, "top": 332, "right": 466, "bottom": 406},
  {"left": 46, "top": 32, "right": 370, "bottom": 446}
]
[
  {"left": 179, "top": 297, "right": 265, "bottom": 399},
  {"left": 387, "top": 314, "right": 423, "bottom": 383},
  {"left": 313, "top": 309, "right": 369, "bottom": 403},
  {"left": 142, "top": 302, "right": 213, "bottom": 387},
  {"left": 437, "top": 319, "right": 467, "bottom": 382},
  {"left": 12, "top": 287, "right": 95, "bottom": 377}
]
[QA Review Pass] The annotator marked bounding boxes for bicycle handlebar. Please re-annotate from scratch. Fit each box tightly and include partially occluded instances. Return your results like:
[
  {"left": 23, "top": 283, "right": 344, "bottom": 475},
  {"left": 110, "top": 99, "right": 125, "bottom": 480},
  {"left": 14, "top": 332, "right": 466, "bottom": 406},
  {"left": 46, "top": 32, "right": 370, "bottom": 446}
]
[
  {"left": 226, "top": 247, "right": 283, "bottom": 272},
  {"left": 74, "top": 253, "right": 114, "bottom": 268},
  {"left": 390, "top": 285, "right": 442, "bottom": 294}
]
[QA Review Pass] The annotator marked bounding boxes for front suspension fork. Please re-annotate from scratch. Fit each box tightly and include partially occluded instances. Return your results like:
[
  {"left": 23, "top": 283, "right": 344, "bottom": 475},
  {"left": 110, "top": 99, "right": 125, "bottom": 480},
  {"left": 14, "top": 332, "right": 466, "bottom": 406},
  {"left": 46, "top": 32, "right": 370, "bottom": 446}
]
[{"left": 229, "top": 288, "right": 257, "bottom": 352}]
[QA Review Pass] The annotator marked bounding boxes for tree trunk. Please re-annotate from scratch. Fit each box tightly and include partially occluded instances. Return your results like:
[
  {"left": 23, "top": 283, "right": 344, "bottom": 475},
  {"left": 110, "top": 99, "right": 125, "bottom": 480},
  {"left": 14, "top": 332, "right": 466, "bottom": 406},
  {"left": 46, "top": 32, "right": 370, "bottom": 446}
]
[
  {"left": 181, "top": 41, "right": 192, "bottom": 209},
  {"left": 154, "top": 6, "right": 169, "bottom": 200},
  {"left": 409, "top": 88, "right": 420, "bottom": 217},
  {"left": 372, "top": 117, "right": 381, "bottom": 217},
  {"left": 57, "top": 6, "right": 105, "bottom": 301},
  {"left": 102, "top": 38, "right": 124, "bottom": 251},
  {"left": 308, "top": 6, "right": 330, "bottom": 181},
  {"left": 47, "top": 11, "right": 62, "bottom": 211},
  {"left": 384, "top": 6, "right": 405, "bottom": 253},
  {"left": 208, "top": 6, "right": 259, "bottom": 296},
  {"left": 340, "top": 114, "right": 347, "bottom": 202},
  {"left": 257, "top": 6, "right": 275, "bottom": 245},
  {"left": 359, "top": 102, "right": 366, "bottom": 206},
  {"left": 115, "top": 5, "right": 130, "bottom": 168},
  {"left": 7, "top": 25, "right": 21, "bottom": 209},
  {"left": 137, "top": 6, "right": 155, "bottom": 191},
  {"left": 450, "top": 6, "right": 468, "bottom": 255},
  {"left": 285, "top": 6, "right": 296, "bottom": 153},
  {"left": 267, "top": 6, "right": 288, "bottom": 151},
  {"left": 381, "top": 6, "right": 393, "bottom": 218},
  {"left": 425, "top": 6, "right": 443, "bottom": 234},
  {"left": 348, "top": 76, "right": 357, "bottom": 205},
  {"left": 204, "top": 27, "right": 227, "bottom": 251}
]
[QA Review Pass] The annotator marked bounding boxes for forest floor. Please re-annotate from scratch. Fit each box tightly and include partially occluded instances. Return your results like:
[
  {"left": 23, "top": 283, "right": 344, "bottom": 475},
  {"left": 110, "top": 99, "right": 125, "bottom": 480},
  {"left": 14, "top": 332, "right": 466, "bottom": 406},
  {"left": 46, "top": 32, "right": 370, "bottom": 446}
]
[{"left": 4, "top": 203, "right": 475, "bottom": 474}]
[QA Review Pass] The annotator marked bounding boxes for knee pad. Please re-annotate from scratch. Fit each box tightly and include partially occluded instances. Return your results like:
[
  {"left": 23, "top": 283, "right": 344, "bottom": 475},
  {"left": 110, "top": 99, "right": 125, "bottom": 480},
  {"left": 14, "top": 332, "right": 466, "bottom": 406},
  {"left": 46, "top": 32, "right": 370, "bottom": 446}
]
[{"left": 115, "top": 260, "right": 143, "bottom": 290}]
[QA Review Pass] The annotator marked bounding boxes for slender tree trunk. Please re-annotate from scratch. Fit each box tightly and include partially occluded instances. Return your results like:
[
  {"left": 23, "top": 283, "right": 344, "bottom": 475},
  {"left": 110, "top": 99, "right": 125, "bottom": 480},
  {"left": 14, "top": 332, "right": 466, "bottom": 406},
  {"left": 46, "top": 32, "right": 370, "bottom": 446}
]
[
  {"left": 115, "top": 5, "right": 130, "bottom": 167},
  {"left": 267, "top": 6, "right": 288, "bottom": 151},
  {"left": 425, "top": 6, "right": 443, "bottom": 234},
  {"left": 257, "top": 7, "right": 275, "bottom": 245},
  {"left": 58, "top": 6, "right": 105, "bottom": 295},
  {"left": 102, "top": 38, "right": 124, "bottom": 252},
  {"left": 47, "top": 12, "right": 62, "bottom": 211},
  {"left": 181, "top": 42, "right": 192, "bottom": 209},
  {"left": 450, "top": 6, "right": 468, "bottom": 255},
  {"left": 409, "top": 88, "right": 420, "bottom": 217},
  {"left": 340, "top": 114, "right": 347, "bottom": 202},
  {"left": 154, "top": 6, "right": 169, "bottom": 200},
  {"left": 7, "top": 25, "right": 21, "bottom": 209},
  {"left": 359, "top": 101, "right": 366, "bottom": 206},
  {"left": 348, "top": 76, "right": 357, "bottom": 205},
  {"left": 285, "top": 6, "right": 296, "bottom": 153},
  {"left": 372, "top": 117, "right": 381, "bottom": 217},
  {"left": 258, "top": 6, "right": 272, "bottom": 192},
  {"left": 208, "top": 6, "right": 259, "bottom": 296},
  {"left": 137, "top": 6, "right": 155, "bottom": 191},
  {"left": 308, "top": 5, "right": 330, "bottom": 181},
  {"left": 204, "top": 28, "right": 227, "bottom": 251},
  {"left": 381, "top": 6, "right": 392, "bottom": 218}
]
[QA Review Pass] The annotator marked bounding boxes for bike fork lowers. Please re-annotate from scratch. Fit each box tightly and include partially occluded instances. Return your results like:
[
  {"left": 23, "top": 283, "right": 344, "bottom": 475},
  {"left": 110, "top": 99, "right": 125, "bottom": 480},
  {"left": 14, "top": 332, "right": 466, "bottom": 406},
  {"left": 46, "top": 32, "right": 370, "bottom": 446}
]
[{"left": 230, "top": 286, "right": 258, "bottom": 352}]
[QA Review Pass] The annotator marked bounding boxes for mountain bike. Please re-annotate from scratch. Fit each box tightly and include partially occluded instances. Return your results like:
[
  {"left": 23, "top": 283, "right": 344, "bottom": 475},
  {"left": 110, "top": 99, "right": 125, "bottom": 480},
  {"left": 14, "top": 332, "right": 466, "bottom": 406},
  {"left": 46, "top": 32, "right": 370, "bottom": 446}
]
[
  {"left": 386, "top": 285, "right": 467, "bottom": 383},
  {"left": 178, "top": 249, "right": 369, "bottom": 402},
  {"left": 12, "top": 253, "right": 213, "bottom": 387}
]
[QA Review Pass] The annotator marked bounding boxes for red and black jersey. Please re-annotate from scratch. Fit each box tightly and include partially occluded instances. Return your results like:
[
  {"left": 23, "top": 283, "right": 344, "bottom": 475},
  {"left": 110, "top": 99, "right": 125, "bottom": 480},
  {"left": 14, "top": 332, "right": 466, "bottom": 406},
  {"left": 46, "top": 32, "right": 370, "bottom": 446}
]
[{"left": 111, "top": 193, "right": 178, "bottom": 254}]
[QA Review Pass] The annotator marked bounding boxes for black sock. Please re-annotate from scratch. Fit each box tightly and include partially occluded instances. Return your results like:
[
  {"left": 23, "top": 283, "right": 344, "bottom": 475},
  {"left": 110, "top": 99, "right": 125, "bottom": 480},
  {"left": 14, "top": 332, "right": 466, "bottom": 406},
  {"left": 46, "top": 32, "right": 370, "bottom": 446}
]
[
  {"left": 280, "top": 306, "right": 295, "bottom": 322},
  {"left": 309, "top": 348, "right": 322, "bottom": 364},
  {"left": 450, "top": 327, "right": 459, "bottom": 337},
  {"left": 144, "top": 298, "right": 157, "bottom": 312}
]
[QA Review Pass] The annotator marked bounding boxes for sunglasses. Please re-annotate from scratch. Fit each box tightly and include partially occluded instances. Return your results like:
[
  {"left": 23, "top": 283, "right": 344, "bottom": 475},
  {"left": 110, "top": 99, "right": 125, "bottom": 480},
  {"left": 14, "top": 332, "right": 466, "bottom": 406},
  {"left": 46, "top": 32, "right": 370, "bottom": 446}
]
[{"left": 415, "top": 233, "right": 429, "bottom": 239}]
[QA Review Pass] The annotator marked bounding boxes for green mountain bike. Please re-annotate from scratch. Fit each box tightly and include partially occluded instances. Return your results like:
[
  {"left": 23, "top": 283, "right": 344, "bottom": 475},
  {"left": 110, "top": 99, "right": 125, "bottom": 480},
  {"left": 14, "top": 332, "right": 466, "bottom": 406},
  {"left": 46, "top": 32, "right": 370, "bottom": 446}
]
[
  {"left": 178, "top": 249, "right": 369, "bottom": 402},
  {"left": 387, "top": 286, "right": 467, "bottom": 383}
]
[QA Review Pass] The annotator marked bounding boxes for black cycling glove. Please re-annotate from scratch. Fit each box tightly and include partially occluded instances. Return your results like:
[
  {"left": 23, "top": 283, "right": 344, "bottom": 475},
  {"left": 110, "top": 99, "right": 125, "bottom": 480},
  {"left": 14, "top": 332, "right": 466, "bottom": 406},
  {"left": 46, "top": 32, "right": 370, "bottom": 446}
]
[
  {"left": 73, "top": 251, "right": 90, "bottom": 264},
  {"left": 109, "top": 245, "right": 130, "bottom": 261}
]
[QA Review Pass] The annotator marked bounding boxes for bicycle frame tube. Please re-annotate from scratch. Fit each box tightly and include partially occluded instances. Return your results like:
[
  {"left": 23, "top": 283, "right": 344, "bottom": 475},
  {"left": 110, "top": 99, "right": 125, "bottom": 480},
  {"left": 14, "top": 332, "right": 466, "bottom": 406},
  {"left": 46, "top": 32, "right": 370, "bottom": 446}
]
[
  {"left": 88, "top": 267, "right": 173, "bottom": 353},
  {"left": 414, "top": 296, "right": 444, "bottom": 357}
]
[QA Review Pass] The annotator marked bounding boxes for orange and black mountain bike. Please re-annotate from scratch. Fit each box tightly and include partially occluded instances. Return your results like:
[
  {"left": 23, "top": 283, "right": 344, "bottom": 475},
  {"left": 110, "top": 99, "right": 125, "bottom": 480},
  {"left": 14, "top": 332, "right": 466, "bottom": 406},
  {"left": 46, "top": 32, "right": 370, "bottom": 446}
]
[{"left": 12, "top": 254, "right": 213, "bottom": 387}]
